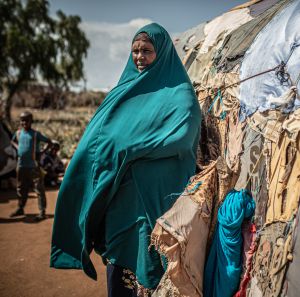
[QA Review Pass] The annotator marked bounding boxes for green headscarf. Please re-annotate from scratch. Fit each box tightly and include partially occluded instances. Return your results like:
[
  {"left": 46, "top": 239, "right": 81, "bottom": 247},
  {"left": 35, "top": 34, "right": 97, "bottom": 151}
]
[{"left": 50, "top": 23, "right": 201, "bottom": 288}]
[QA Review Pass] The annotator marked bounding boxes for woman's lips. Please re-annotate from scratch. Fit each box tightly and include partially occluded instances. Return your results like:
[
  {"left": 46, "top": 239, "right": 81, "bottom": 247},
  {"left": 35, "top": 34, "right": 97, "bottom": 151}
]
[{"left": 137, "top": 63, "right": 147, "bottom": 71}]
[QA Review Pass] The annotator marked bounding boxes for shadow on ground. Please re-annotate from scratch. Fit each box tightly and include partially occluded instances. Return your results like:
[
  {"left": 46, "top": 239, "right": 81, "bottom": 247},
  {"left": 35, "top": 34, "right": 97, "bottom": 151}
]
[
  {"left": 0, "top": 214, "right": 54, "bottom": 224},
  {"left": 0, "top": 186, "right": 59, "bottom": 204}
]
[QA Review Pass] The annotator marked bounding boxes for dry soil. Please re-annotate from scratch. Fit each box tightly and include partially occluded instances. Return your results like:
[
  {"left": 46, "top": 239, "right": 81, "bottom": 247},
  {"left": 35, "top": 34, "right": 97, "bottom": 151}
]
[{"left": 0, "top": 188, "right": 107, "bottom": 297}]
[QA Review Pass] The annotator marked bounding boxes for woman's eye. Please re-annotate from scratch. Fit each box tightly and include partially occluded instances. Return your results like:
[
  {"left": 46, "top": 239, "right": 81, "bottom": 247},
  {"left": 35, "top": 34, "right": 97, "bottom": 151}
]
[{"left": 131, "top": 49, "right": 153, "bottom": 55}]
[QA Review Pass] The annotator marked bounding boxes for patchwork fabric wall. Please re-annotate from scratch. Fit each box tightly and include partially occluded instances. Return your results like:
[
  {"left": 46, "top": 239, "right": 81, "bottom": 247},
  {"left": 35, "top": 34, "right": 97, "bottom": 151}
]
[{"left": 152, "top": 1, "right": 300, "bottom": 296}]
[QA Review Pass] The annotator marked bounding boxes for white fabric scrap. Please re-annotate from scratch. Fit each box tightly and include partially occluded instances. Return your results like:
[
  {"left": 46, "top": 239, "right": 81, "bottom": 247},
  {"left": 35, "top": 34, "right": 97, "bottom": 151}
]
[
  {"left": 239, "top": 0, "right": 300, "bottom": 119},
  {"left": 267, "top": 86, "right": 297, "bottom": 109},
  {"left": 200, "top": 8, "right": 253, "bottom": 54}
]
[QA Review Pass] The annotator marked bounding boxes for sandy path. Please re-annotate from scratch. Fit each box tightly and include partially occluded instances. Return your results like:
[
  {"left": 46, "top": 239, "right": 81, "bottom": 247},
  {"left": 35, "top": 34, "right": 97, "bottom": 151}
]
[{"left": 0, "top": 188, "right": 107, "bottom": 297}]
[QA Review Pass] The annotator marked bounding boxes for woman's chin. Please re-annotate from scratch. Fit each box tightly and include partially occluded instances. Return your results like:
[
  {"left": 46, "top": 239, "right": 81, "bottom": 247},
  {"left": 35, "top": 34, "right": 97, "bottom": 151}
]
[{"left": 137, "top": 66, "right": 147, "bottom": 72}]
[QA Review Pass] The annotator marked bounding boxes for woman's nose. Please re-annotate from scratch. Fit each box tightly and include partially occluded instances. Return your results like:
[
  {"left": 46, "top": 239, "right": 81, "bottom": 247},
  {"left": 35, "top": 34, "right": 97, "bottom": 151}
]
[{"left": 137, "top": 51, "right": 145, "bottom": 59}]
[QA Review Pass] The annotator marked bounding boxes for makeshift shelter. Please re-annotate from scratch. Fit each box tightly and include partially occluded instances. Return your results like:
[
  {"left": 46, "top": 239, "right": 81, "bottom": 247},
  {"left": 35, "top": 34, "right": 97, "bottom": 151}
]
[
  {"left": 0, "top": 121, "right": 17, "bottom": 179},
  {"left": 152, "top": 1, "right": 300, "bottom": 296}
]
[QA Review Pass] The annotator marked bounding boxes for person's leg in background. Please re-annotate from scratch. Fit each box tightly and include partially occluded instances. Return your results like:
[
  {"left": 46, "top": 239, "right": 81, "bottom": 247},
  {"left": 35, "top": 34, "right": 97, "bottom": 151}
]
[
  {"left": 32, "top": 167, "right": 47, "bottom": 220},
  {"left": 10, "top": 167, "right": 29, "bottom": 217}
]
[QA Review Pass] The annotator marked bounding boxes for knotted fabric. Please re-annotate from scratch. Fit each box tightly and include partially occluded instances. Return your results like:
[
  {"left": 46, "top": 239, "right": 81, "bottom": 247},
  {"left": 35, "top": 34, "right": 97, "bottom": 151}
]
[{"left": 204, "top": 189, "right": 255, "bottom": 297}]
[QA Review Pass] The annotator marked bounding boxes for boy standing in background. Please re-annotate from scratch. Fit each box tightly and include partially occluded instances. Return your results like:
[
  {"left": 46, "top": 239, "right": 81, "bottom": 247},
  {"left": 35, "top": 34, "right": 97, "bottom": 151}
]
[{"left": 10, "top": 111, "right": 52, "bottom": 220}]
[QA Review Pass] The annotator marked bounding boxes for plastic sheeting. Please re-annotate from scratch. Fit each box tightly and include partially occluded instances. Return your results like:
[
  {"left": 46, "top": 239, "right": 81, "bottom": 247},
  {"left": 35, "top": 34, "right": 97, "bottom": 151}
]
[
  {"left": 200, "top": 8, "right": 252, "bottom": 54},
  {"left": 174, "top": 23, "right": 206, "bottom": 60},
  {"left": 248, "top": 0, "right": 281, "bottom": 17},
  {"left": 187, "top": 8, "right": 252, "bottom": 84},
  {"left": 214, "top": 0, "right": 289, "bottom": 73},
  {"left": 239, "top": 0, "right": 300, "bottom": 119}
]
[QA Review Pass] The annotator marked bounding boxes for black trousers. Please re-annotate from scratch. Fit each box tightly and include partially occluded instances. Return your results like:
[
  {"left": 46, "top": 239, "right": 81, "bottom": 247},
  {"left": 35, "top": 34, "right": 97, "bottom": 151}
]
[
  {"left": 106, "top": 263, "right": 137, "bottom": 297},
  {"left": 17, "top": 166, "right": 46, "bottom": 211}
]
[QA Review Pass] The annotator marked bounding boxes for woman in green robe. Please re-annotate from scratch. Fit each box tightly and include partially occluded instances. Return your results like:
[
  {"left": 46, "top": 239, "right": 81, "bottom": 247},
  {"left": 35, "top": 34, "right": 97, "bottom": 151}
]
[{"left": 50, "top": 23, "right": 201, "bottom": 296}]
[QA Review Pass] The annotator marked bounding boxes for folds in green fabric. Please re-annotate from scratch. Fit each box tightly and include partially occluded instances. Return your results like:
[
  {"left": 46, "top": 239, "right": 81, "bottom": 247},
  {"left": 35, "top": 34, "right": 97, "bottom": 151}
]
[{"left": 50, "top": 23, "right": 201, "bottom": 284}]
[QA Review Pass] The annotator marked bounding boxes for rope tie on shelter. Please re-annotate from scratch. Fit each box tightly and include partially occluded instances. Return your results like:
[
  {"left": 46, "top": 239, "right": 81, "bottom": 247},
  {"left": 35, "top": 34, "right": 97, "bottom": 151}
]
[
  {"left": 207, "top": 88, "right": 227, "bottom": 120},
  {"left": 275, "top": 42, "right": 300, "bottom": 85},
  {"left": 197, "top": 43, "right": 300, "bottom": 102}
]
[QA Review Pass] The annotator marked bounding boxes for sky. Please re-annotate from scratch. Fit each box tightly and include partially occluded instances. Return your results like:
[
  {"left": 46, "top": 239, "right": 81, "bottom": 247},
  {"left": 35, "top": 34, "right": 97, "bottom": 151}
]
[{"left": 49, "top": 0, "right": 246, "bottom": 91}]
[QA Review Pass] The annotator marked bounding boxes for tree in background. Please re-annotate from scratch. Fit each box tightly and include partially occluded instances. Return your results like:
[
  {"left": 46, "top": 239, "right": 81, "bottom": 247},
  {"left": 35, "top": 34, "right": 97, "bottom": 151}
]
[{"left": 0, "top": 0, "right": 90, "bottom": 122}]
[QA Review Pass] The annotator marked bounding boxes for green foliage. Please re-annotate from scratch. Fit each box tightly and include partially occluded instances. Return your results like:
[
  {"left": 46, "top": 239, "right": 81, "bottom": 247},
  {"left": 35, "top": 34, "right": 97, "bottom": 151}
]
[{"left": 0, "top": 0, "right": 90, "bottom": 121}]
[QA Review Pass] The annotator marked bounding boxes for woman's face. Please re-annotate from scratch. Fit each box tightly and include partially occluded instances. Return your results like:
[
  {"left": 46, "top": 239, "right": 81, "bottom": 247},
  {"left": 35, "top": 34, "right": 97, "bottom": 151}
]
[{"left": 131, "top": 39, "right": 156, "bottom": 72}]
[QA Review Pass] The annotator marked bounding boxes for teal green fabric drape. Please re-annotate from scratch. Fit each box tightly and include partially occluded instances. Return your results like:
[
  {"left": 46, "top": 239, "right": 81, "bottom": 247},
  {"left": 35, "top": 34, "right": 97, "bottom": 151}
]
[
  {"left": 50, "top": 23, "right": 201, "bottom": 288},
  {"left": 204, "top": 189, "right": 256, "bottom": 297}
]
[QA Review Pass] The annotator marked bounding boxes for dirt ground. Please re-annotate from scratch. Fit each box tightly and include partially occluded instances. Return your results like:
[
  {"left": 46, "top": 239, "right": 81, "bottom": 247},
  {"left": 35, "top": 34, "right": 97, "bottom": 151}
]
[{"left": 0, "top": 187, "right": 107, "bottom": 297}]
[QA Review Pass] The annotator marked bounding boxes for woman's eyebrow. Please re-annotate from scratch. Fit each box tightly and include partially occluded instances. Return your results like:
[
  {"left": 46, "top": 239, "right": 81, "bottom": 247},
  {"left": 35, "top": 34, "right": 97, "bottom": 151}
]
[
  {"left": 140, "top": 45, "right": 153, "bottom": 49},
  {"left": 131, "top": 46, "right": 153, "bottom": 51}
]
